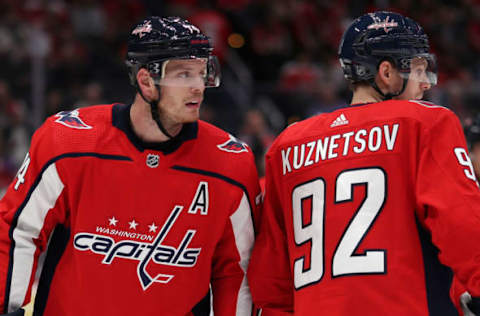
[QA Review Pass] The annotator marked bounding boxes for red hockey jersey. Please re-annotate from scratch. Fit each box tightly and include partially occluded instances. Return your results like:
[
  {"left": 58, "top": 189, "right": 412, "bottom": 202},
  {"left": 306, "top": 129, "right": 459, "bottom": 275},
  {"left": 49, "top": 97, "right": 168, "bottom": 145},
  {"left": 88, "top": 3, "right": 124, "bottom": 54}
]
[
  {"left": 248, "top": 100, "right": 480, "bottom": 315},
  {"left": 0, "top": 104, "right": 260, "bottom": 315}
]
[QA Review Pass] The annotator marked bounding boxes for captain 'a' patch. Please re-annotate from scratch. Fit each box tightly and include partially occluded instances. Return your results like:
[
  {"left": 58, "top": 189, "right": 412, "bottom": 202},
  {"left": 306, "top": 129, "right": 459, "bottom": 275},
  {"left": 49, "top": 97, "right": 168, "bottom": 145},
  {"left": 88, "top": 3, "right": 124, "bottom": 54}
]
[{"left": 188, "top": 181, "right": 209, "bottom": 215}]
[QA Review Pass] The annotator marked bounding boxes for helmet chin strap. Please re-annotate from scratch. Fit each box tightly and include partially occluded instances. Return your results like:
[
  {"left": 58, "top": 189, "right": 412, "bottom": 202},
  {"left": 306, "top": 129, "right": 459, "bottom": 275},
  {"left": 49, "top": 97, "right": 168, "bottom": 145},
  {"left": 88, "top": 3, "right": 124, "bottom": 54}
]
[
  {"left": 137, "top": 85, "right": 174, "bottom": 139},
  {"left": 370, "top": 78, "right": 408, "bottom": 100},
  {"left": 136, "top": 60, "right": 175, "bottom": 140}
]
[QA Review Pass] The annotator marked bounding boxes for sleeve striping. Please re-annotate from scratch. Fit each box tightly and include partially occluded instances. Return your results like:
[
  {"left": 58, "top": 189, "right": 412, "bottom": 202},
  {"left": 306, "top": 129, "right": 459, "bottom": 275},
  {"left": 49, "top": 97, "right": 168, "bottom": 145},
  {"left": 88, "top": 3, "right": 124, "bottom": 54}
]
[
  {"left": 229, "top": 193, "right": 254, "bottom": 315},
  {"left": 8, "top": 163, "right": 64, "bottom": 312}
]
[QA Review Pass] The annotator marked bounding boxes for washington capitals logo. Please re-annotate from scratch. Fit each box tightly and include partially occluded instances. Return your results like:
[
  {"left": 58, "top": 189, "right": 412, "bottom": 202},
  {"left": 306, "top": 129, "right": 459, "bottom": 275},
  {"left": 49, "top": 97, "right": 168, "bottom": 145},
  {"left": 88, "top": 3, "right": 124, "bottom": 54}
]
[
  {"left": 367, "top": 15, "right": 398, "bottom": 33},
  {"left": 55, "top": 110, "right": 92, "bottom": 129},
  {"left": 73, "top": 206, "right": 201, "bottom": 290},
  {"left": 217, "top": 135, "right": 248, "bottom": 153},
  {"left": 132, "top": 20, "right": 152, "bottom": 38}
]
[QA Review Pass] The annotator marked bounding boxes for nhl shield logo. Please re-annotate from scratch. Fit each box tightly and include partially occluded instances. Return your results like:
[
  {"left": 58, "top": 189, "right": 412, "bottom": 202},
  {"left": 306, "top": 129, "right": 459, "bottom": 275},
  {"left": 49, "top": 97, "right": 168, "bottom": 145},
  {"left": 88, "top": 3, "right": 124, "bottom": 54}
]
[{"left": 146, "top": 154, "right": 159, "bottom": 168}]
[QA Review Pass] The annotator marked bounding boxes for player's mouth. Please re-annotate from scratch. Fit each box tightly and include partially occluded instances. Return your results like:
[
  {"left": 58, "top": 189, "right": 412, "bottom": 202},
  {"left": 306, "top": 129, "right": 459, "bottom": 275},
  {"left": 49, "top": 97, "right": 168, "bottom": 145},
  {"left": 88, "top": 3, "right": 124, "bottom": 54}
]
[{"left": 185, "top": 101, "right": 200, "bottom": 108}]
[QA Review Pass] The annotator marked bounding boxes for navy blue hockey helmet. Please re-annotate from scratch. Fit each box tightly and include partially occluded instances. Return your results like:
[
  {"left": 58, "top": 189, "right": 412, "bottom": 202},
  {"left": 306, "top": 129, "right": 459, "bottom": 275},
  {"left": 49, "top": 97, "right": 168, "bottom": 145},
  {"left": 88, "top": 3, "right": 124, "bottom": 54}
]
[
  {"left": 126, "top": 16, "right": 220, "bottom": 88},
  {"left": 338, "top": 11, "right": 437, "bottom": 87}
]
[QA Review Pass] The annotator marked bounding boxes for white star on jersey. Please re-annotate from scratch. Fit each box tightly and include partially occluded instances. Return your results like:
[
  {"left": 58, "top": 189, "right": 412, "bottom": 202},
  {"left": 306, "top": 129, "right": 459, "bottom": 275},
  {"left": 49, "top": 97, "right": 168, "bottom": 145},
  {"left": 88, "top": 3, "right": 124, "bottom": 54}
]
[
  {"left": 148, "top": 223, "right": 158, "bottom": 233},
  {"left": 108, "top": 217, "right": 118, "bottom": 226},
  {"left": 128, "top": 220, "right": 138, "bottom": 230}
]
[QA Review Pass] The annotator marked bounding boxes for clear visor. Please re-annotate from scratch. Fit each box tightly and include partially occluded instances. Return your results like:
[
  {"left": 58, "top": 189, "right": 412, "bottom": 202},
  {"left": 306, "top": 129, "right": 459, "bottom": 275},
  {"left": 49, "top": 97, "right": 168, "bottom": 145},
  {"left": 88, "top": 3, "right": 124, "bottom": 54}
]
[
  {"left": 152, "top": 56, "right": 221, "bottom": 88},
  {"left": 398, "top": 54, "right": 437, "bottom": 86}
]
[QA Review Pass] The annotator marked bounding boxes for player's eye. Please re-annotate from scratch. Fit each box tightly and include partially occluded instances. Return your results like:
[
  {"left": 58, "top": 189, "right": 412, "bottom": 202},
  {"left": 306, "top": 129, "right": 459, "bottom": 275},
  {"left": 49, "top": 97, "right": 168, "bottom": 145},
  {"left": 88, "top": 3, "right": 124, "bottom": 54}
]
[{"left": 177, "top": 71, "right": 190, "bottom": 79}]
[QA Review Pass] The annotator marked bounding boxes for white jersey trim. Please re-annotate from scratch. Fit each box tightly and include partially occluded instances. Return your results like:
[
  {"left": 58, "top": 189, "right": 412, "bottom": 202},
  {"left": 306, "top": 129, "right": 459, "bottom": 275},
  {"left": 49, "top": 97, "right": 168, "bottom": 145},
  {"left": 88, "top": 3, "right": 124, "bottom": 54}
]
[
  {"left": 9, "top": 163, "right": 64, "bottom": 312},
  {"left": 230, "top": 192, "right": 254, "bottom": 315}
]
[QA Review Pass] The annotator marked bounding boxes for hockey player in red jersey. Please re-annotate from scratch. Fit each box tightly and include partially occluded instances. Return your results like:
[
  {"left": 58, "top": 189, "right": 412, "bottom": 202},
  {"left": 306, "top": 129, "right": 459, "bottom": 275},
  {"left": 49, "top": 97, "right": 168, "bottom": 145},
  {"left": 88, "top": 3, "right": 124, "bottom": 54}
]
[
  {"left": 0, "top": 16, "right": 260, "bottom": 315},
  {"left": 248, "top": 11, "right": 480, "bottom": 316},
  {"left": 450, "top": 119, "right": 480, "bottom": 316}
]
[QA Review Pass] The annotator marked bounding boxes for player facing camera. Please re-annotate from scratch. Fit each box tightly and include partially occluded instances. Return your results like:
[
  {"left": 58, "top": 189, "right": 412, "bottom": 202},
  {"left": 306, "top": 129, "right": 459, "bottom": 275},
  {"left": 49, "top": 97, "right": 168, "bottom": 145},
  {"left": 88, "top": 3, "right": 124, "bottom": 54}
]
[
  {"left": 125, "top": 16, "right": 221, "bottom": 138},
  {"left": 0, "top": 14, "right": 260, "bottom": 316},
  {"left": 338, "top": 11, "right": 437, "bottom": 101}
]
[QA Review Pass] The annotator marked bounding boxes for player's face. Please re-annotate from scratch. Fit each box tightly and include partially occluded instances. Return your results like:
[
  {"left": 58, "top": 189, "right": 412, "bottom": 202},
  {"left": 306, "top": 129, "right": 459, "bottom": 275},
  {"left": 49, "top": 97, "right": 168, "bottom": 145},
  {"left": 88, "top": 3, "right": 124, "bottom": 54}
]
[
  {"left": 395, "top": 58, "right": 432, "bottom": 100},
  {"left": 158, "top": 58, "right": 207, "bottom": 125}
]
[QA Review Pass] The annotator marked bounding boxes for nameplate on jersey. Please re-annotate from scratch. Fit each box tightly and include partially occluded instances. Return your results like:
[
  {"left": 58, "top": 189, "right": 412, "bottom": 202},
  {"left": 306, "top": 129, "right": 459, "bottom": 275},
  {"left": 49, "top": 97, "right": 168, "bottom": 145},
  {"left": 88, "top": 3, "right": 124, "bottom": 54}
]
[{"left": 281, "top": 123, "right": 399, "bottom": 175}]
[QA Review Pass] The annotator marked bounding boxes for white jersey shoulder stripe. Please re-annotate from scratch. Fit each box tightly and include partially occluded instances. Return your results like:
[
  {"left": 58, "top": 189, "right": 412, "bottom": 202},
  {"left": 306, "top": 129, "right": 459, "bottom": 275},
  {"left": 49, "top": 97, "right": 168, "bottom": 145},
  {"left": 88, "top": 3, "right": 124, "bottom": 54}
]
[
  {"left": 9, "top": 163, "right": 64, "bottom": 312},
  {"left": 230, "top": 192, "right": 254, "bottom": 316}
]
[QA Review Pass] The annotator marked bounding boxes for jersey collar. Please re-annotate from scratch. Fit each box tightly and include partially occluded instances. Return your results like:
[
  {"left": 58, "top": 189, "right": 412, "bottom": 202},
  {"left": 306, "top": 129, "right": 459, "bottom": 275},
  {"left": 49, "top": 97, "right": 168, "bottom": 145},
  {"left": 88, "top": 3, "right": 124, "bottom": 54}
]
[
  {"left": 349, "top": 102, "right": 374, "bottom": 107},
  {"left": 112, "top": 103, "right": 198, "bottom": 154}
]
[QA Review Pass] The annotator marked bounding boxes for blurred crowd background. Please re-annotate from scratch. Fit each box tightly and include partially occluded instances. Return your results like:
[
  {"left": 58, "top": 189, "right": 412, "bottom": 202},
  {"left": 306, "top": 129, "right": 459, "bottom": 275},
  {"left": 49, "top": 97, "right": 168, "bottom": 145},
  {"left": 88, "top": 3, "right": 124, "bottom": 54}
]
[{"left": 1, "top": 0, "right": 480, "bottom": 196}]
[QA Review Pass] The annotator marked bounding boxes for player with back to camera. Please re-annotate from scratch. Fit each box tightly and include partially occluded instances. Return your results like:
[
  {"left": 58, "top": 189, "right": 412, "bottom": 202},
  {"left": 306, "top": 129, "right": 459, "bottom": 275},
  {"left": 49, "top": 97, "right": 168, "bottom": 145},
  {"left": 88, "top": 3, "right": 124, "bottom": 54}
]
[
  {"left": 451, "top": 115, "right": 480, "bottom": 316},
  {"left": 247, "top": 11, "right": 480, "bottom": 316},
  {"left": 0, "top": 16, "right": 260, "bottom": 316}
]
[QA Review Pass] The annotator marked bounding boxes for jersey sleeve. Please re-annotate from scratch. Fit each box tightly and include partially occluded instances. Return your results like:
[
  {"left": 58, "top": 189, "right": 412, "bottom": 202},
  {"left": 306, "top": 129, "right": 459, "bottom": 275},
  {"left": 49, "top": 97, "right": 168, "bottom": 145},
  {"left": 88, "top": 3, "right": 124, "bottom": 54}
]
[
  {"left": 0, "top": 122, "right": 68, "bottom": 313},
  {"left": 247, "top": 148, "right": 294, "bottom": 314},
  {"left": 211, "top": 156, "right": 260, "bottom": 315},
  {"left": 450, "top": 276, "right": 469, "bottom": 316},
  {"left": 416, "top": 109, "right": 480, "bottom": 298}
]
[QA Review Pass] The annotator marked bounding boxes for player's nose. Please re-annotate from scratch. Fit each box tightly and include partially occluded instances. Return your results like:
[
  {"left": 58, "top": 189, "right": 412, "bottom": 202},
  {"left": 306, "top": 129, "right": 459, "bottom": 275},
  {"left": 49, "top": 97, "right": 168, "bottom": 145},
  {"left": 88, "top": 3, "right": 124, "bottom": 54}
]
[
  {"left": 419, "top": 71, "right": 431, "bottom": 91},
  {"left": 420, "top": 81, "right": 431, "bottom": 91},
  {"left": 190, "top": 76, "right": 205, "bottom": 93}
]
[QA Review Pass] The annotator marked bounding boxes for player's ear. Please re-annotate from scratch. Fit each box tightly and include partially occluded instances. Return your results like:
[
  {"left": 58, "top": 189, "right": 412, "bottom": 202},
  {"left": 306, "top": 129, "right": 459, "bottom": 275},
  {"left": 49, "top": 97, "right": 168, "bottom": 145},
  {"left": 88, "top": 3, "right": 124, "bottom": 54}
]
[
  {"left": 378, "top": 60, "right": 394, "bottom": 82},
  {"left": 375, "top": 60, "right": 399, "bottom": 95},
  {"left": 136, "top": 68, "right": 156, "bottom": 99}
]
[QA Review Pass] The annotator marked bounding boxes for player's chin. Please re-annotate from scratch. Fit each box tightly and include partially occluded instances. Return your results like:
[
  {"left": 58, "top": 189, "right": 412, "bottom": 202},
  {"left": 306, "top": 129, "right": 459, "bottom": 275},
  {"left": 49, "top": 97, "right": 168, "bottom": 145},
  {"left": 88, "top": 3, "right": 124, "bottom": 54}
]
[{"left": 183, "top": 112, "right": 200, "bottom": 123}]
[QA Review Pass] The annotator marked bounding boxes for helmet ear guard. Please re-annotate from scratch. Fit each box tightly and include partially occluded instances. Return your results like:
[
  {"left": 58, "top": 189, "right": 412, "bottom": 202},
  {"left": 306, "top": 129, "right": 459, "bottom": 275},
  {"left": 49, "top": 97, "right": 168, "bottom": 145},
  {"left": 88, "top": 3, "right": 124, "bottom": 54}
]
[{"left": 125, "top": 59, "right": 143, "bottom": 87}]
